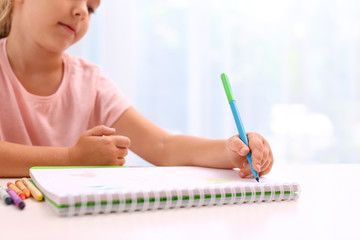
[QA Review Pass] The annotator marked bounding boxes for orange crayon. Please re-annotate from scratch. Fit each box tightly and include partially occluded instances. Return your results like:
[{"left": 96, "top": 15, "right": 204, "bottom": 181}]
[
  {"left": 15, "top": 180, "right": 31, "bottom": 198},
  {"left": 7, "top": 182, "right": 26, "bottom": 200}
]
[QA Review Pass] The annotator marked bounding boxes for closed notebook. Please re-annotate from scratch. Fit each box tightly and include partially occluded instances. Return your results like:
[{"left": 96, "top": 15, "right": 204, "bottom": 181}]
[{"left": 29, "top": 166, "right": 300, "bottom": 217}]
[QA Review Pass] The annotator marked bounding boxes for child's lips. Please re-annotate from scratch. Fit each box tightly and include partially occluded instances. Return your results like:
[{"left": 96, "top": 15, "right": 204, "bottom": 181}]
[{"left": 59, "top": 22, "right": 76, "bottom": 34}]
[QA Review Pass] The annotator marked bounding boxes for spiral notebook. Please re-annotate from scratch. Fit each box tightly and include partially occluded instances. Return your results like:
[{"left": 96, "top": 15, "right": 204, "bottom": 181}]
[{"left": 29, "top": 166, "right": 300, "bottom": 217}]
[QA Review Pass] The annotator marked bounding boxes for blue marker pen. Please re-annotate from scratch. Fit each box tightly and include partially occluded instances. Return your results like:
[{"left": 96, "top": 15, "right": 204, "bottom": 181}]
[{"left": 221, "top": 73, "right": 259, "bottom": 182}]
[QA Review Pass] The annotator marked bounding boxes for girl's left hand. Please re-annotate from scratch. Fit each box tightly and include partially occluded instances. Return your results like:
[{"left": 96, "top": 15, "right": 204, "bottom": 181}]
[{"left": 226, "top": 132, "right": 274, "bottom": 178}]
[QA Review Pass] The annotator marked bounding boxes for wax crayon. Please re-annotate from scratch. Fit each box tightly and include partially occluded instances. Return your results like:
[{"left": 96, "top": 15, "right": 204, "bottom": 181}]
[
  {"left": 15, "top": 180, "right": 31, "bottom": 198},
  {"left": 0, "top": 186, "right": 13, "bottom": 205},
  {"left": 6, "top": 189, "right": 25, "bottom": 210},
  {"left": 7, "top": 182, "right": 26, "bottom": 200},
  {"left": 21, "top": 178, "right": 43, "bottom": 201}
]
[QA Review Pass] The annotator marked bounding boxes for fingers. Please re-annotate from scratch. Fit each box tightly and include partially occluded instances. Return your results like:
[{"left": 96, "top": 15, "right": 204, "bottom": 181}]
[
  {"left": 115, "top": 146, "right": 129, "bottom": 158},
  {"left": 103, "top": 142, "right": 127, "bottom": 166},
  {"left": 73, "top": 127, "right": 131, "bottom": 167},
  {"left": 259, "top": 149, "right": 274, "bottom": 177},
  {"left": 85, "top": 125, "right": 116, "bottom": 137},
  {"left": 113, "top": 135, "right": 131, "bottom": 148},
  {"left": 228, "top": 135, "right": 249, "bottom": 157},
  {"left": 247, "top": 133, "right": 264, "bottom": 172},
  {"left": 237, "top": 133, "right": 274, "bottom": 178},
  {"left": 239, "top": 156, "right": 273, "bottom": 178},
  {"left": 238, "top": 163, "right": 252, "bottom": 178},
  {"left": 102, "top": 135, "right": 131, "bottom": 161},
  {"left": 253, "top": 142, "right": 270, "bottom": 172},
  {"left": 110, "top": 157, "right": 126, "bottom": 166},
  {"left": 91, "top": 128, "right": 130, "bottom": 151},
  {"left": 112, "top": 136, "right": 131, "bottom": 161},
  {"left": 227, "top": 135, "right": 249, "bottom": 168},
  {"left": 257, "top": 137, "right": 273, "bottom": 176},
  {"left": 94, "top": 130, "right": 131, "bottom": 165}
]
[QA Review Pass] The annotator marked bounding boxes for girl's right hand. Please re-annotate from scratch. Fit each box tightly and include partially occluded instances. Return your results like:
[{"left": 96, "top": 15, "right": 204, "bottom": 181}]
[{"left": 68, "top": 125, "right": 131, "bottom": 166}]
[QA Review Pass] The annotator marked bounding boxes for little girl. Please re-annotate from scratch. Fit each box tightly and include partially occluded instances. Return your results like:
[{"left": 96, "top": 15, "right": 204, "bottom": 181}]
[{"left": 0, "top": 0, "right": 273, "bottom": 178}]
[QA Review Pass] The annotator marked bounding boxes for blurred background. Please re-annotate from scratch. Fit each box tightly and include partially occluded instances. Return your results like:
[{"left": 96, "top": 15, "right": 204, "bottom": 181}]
[{"left": 68, "top": 0, "right": 360, "bottom": 165}]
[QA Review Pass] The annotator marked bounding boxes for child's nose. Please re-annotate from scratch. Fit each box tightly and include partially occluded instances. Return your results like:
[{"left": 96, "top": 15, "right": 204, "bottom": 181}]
[{"left": 72, "top": 2, "right": 89, "bottom": 19}]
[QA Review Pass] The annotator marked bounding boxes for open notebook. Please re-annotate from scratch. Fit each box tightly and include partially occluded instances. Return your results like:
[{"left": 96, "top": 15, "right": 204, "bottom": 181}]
[{"left": 30, "top": 166, "right": 300, "bottom": 216}]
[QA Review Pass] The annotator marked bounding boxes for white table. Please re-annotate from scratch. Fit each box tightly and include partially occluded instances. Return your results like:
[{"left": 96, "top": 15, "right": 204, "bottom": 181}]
[{"left": 1, "top": 164, "right": 359, "bottom": 240}]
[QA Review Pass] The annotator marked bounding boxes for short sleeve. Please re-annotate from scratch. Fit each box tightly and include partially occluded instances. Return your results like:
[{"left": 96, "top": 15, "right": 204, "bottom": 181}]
[{"left": 89, "top": 72, "right": 132, "bottom": 128}]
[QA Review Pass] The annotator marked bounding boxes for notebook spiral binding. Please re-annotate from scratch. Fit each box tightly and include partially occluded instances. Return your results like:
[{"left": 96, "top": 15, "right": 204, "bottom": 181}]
[{"left": 63, "top": 182, "right": 300, "bottom": 217}]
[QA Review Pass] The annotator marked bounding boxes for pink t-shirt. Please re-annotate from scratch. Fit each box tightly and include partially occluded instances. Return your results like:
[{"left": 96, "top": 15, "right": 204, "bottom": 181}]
[{"left": 0, "top": 38, "right": 131, "bottom": 147}]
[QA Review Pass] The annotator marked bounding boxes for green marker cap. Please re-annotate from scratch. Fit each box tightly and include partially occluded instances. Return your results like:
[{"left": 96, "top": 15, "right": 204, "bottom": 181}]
[{"left": 221, "top": 73, "right": 235, "bottom": 103}]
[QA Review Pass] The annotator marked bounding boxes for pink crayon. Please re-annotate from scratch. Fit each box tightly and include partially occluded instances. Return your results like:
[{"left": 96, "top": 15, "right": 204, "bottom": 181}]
[{"left": 6, "top": 188, "right": 25, "bottom": 210}]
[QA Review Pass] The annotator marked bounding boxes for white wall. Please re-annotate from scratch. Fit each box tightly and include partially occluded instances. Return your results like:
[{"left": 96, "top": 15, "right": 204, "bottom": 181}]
[{"left": 68, "top": 0, "right": 360, "bottom": 165}]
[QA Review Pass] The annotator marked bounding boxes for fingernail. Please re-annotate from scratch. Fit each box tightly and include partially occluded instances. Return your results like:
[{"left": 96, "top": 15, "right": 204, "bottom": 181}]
[
  {"left": 239, "top": 172, "right": 245, "bottom": 177},
  {"left": 256, "top": 164, "right": 261, "bottom": 171}
]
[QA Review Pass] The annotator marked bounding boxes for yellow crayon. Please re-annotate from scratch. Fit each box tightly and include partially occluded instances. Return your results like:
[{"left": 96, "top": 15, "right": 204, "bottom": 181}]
[
  {"left": 21, "top": 178, "right": 43, "bottom": 201},
  {"left": 7, "top": 182, "right": 26, "bottom": 200},
  {"left": 15, "top": 180, "right": 31, "bottom": 198}
]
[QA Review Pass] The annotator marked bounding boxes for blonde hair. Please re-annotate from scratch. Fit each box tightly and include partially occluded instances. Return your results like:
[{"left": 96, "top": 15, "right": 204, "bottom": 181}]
[{"left": 0, "top": 0, "right": 13, "bottom": 38}]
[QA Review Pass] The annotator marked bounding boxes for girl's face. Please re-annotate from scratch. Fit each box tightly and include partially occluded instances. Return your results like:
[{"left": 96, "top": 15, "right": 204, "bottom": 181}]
[{"left": 12, "top": 0, "right": 100, "bottom": 53}]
